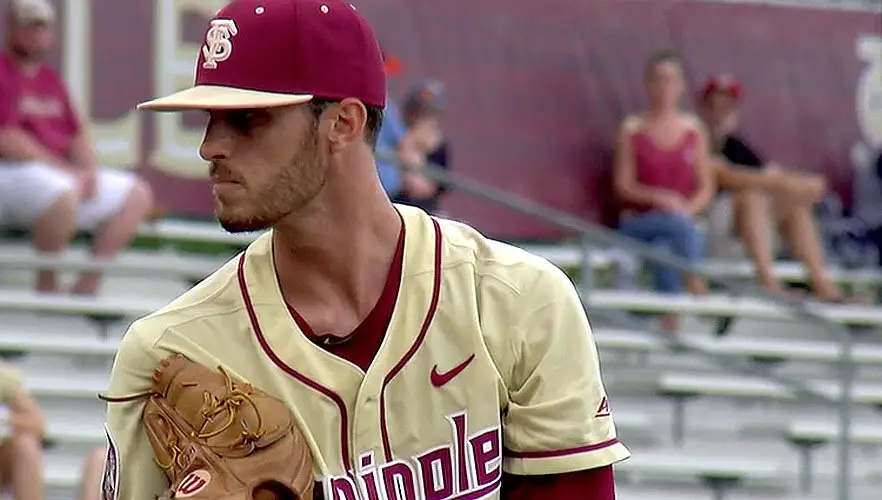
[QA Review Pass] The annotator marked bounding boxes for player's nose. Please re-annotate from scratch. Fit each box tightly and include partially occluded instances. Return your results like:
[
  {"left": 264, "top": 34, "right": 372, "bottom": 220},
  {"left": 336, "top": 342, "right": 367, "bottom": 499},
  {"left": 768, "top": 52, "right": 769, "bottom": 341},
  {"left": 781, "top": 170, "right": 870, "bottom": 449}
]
[{"left": 198, "top": 120, "right": 231, "bottom": 162}]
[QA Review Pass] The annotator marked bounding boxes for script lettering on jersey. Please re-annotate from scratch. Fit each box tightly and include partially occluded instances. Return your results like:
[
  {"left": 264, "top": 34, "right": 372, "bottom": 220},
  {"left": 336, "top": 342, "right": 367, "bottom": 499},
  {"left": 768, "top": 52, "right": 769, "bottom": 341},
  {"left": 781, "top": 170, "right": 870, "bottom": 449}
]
[{"left": 321, "top": 411, "right": 502, "bottom": 500}]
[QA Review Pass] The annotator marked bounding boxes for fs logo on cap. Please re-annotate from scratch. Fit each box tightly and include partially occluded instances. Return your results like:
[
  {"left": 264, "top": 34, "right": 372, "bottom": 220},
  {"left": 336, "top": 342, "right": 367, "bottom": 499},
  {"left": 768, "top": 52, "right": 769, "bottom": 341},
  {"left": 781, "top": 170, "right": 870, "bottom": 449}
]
[{"left": 202, "top": 19, "right": 239, "bottom": 69}]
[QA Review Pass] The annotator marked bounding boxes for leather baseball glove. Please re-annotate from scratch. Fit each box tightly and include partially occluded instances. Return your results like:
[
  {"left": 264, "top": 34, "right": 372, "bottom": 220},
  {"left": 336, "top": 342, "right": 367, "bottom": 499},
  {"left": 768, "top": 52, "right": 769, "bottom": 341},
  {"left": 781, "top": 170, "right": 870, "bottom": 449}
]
[{"left": 100, "top": 354, "right": 314, "bottom": 500}]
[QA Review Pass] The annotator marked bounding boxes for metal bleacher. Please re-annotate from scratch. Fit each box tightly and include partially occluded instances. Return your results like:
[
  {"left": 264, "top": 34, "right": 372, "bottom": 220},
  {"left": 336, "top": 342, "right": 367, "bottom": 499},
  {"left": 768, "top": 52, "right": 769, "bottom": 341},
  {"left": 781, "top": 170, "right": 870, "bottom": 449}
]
[{"left": 0, "top": 212, "right": 880, "bottom": 500}]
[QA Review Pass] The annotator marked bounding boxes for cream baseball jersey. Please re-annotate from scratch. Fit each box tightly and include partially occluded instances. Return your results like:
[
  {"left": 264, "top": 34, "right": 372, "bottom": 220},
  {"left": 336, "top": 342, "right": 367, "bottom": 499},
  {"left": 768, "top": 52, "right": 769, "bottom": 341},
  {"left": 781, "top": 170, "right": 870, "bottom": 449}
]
[{"left": 104, "top": 205, "right": 630, "bottom": 500}]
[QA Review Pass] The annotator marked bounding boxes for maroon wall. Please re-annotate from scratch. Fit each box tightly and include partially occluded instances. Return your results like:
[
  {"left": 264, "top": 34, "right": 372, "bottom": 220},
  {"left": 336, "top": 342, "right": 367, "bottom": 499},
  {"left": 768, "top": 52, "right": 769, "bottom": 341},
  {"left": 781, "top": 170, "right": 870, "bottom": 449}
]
[{"left": 5, "top": 0, "right": 881, "bottom": 239}]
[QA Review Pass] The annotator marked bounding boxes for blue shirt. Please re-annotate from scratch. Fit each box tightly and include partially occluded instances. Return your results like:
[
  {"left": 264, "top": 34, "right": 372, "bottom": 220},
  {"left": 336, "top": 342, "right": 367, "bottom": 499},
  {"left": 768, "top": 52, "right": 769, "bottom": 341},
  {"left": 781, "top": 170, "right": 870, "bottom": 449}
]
[{"left": 375, "top": 101, "right": 407, "bottom": 197}]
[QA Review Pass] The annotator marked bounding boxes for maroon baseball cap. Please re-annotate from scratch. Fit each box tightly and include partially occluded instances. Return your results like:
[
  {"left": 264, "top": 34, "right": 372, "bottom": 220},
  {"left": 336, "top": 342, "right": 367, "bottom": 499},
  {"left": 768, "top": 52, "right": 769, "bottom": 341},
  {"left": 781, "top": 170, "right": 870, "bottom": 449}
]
[
  {"left": 699, "top": 74, "right": 742, "bottom": 102},
  {"left": 138, "top": 0, "right": 386, "bottom": 111}
]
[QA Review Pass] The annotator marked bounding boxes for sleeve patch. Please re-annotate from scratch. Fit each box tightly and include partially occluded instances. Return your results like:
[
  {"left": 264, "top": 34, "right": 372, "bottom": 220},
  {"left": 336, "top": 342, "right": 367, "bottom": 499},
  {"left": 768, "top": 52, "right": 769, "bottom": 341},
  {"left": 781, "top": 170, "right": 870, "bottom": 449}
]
[
  {"left": 101, "top": 423, "right": 120, "bottom": 500},
  {"left": 594, "top": 397, "right": 610, "bottom": 418}
]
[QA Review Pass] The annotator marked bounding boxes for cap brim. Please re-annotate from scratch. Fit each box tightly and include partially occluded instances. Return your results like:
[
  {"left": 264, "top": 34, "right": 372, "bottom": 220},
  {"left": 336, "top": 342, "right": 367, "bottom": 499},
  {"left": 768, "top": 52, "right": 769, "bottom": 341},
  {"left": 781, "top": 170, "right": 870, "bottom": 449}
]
[
  {"left": 16, "top": 16, "right": 54, "bottom": 24},
  {"left": 137, "top": 85, "right": 314, "bottom": 112}
]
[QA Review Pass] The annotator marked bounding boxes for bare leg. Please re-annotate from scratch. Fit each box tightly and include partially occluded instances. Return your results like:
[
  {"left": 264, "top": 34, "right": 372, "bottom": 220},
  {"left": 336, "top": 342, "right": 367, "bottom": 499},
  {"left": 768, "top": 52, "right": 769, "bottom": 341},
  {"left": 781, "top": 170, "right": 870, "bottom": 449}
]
[
  {"left": 4, "top": 432, "right": 44, "bottom": 500},
  {"left": 772, "top": 196, "right": 843, "bottom": 300},
  {"left": 713, "top": 162, "right": 780, "bottom": 192},
  {"left": 731, "top": 189, "right": 781, "bottom": 291},
  {"left": 79, "top": 447, "right": 108, "bottom": 500},
  {"left": 32, "top": 189, "right": 79, "bottom": 293},
  {"left": 658, "top": 272, "right": 707, "bottom": 332},
  {"left": 72, "top": 180, "right": 154, "bottom": 295},
  {"left": 660, "top": 313, "right": 680, "bottom": 332}
]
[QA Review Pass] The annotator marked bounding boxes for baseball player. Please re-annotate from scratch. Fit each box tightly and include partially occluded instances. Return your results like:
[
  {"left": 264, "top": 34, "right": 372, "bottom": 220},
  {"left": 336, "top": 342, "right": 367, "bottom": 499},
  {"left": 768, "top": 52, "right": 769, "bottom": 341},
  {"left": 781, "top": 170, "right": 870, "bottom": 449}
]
[{"left": 103, "top": 0, "right": 630, "bottom": 499}]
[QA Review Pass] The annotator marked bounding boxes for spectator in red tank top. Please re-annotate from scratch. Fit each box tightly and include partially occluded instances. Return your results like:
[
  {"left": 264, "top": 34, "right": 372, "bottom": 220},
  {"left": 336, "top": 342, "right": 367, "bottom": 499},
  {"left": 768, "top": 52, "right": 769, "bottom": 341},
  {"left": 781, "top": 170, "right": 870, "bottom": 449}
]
[
  {"left": 699, "top": 74, "right": 848, "bottom": 302},
  {"left": 0, "top": 0, "right": 154, "bottom": 295},
  {"left": 613, "top": 49, "right": 714, "bottom": 333}
]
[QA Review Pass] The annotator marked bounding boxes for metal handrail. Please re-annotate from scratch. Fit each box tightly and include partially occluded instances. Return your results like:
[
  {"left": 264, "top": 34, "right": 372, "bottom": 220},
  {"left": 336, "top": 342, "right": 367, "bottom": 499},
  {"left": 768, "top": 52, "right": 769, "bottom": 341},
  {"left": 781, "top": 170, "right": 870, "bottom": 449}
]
[{"left": 387, "top": 155, "right": 861, "bottom": 500}]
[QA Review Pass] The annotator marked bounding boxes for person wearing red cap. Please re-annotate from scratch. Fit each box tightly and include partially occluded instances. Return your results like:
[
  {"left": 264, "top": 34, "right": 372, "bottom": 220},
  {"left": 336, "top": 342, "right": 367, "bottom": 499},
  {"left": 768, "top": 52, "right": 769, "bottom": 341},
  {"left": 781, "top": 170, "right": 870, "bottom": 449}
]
[
  {"left": 0, "top": 0, "right": 155, "bottom": 295},
  {"left": 699, "top": 74, "right": 847, "bottom": 302},
  {"left": 103, "top": 1, "right": 628, "bottom": 499}
]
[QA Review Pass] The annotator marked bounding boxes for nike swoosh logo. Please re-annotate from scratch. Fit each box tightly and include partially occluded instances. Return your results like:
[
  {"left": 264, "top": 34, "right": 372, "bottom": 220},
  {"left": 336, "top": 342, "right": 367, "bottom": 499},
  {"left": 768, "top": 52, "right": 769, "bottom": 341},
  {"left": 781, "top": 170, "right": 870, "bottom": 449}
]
[{"left": 430, "top": 354, "right": 475, "bottom": 388}]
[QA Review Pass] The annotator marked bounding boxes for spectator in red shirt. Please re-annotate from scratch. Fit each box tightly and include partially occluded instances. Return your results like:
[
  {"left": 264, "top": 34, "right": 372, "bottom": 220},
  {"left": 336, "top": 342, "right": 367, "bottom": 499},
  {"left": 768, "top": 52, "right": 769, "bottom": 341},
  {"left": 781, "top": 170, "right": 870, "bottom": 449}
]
[
  {"left": 0, "top": 0, "right": 154, "bottom": 295},
  {"left": 613, "top": 49, "right": 715, "bottom": 333},
  {"left": 699, "top": 74, "right": 846, "bottom": 302}
]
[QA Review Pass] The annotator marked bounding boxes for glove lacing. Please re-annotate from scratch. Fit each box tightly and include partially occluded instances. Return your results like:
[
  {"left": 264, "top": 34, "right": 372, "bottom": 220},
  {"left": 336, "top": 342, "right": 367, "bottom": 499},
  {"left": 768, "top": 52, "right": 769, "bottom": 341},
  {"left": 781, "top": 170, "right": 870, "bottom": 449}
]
[{"left": 100, "top": 366, "right": 273, "bottom": 470}]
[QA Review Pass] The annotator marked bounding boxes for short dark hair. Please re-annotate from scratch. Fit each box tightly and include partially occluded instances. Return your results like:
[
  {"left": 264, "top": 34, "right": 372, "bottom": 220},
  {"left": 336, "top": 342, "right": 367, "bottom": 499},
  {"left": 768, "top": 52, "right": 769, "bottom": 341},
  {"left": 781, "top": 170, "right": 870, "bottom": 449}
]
[
  {"left": 644, "top": 48, "right": 681, "bottom": 80},
  {"left": 307, "top": 99, "right": 384, "bottom": 149}
]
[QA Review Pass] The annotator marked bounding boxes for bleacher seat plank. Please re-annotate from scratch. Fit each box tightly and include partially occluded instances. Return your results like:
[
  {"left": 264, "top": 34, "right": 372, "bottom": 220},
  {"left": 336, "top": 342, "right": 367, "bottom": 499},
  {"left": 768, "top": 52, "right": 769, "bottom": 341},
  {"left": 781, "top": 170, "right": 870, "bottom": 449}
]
[
  {"left": 595, "top": 329, "right": 659, "bottom": 351},
  {"left": 596, "top": 328, "right": 882, "bottom": 365},
  {"left": 0, "top": 333, "right": 119, "bottom": 356},
  {"left": 617, "top": 451, "right": 789, "bottom": 481},
  {"left": 0, "top": 244, "right": 226, "bottom": 279},
  {"left": 786, "top": 421, "right": 882, "bottom": 445},
  {"left": 0, "top": 290, "right": 165, "bottom": 318},
  {"left": 26, "top": 374, "right": 107, "bottom": 398},
  {"left": 684, "top": 336, "right": 882, "bottom": 365},
  {"left": 587, "top": 291, "right": 882, "bottom": 326},
  {"left": 45, "top": 420, "right": 104, "bottom": 445},
  {"left": 517, "top": 243, "right": 882, "bottom": 285},
  {"left": 44, "top": 456, "right": 83, "bottom": 489},
  {"left": 657, "top": 372, "right": 882, "bottom": 404},
  {"left": 700, "top": 260, "right": 882, "bottom": 286}
]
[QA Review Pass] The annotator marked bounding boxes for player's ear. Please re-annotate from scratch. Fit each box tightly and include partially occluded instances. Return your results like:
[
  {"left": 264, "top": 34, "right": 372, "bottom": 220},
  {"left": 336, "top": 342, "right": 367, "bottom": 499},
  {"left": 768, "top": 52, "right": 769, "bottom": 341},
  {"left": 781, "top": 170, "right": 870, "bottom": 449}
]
[{"left": 326, "top": 98, "right": 367, "bottom": 152}]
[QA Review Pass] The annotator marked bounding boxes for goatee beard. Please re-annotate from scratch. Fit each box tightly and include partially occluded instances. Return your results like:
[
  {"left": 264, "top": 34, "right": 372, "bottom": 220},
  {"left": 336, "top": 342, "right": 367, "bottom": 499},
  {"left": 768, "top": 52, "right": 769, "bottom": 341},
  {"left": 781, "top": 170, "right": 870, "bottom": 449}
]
[{"left": 217, "top": 214, "right": 272, "bottom": 234}]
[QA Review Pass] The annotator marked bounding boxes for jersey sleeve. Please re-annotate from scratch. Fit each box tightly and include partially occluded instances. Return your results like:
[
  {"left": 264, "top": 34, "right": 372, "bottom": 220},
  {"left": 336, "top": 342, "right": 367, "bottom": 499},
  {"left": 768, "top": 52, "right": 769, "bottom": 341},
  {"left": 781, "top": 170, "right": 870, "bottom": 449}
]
[
  {"left": 104, "top": 324, "right": 170, "bottom": 500},
  {"left": 502, "top": 265, "right": 631, "bottom": 475}
]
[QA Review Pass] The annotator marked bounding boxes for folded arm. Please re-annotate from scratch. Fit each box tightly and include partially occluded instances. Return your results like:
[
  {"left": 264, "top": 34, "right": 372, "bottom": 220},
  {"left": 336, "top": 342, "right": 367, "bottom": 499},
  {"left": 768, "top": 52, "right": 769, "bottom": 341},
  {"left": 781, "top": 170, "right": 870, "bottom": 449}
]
[{"left": 0, "top": 126, "right": 69, "bottom": 169}]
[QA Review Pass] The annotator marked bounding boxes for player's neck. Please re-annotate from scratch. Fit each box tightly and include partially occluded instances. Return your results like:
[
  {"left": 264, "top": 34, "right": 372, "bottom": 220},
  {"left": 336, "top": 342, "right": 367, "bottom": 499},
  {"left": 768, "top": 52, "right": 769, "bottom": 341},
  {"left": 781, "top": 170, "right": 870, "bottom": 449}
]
[{"left": 271, "top": 185, "right": 401, "bottom": 322}]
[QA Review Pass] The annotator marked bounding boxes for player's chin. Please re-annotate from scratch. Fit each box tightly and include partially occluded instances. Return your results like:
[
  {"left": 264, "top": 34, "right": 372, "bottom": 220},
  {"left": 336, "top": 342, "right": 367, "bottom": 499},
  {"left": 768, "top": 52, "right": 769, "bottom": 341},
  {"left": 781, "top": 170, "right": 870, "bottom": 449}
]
[
  {"left": 215, "top": 208, "right": 274, "bottom": 234},
  {"left": 217, "top": 216, "right": 272, "bottom": 234}
]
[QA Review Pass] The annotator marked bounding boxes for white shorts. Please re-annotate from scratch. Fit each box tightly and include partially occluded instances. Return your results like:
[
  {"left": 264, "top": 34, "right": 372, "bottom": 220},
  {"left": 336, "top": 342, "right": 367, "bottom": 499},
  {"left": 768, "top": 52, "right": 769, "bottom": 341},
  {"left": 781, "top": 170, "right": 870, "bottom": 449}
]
[
  {"left": 0, "top": 162, "right": 137, "bottom": 232},
  {"left": 706, "top": 192, "right": 780, "bottom": 259}
]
